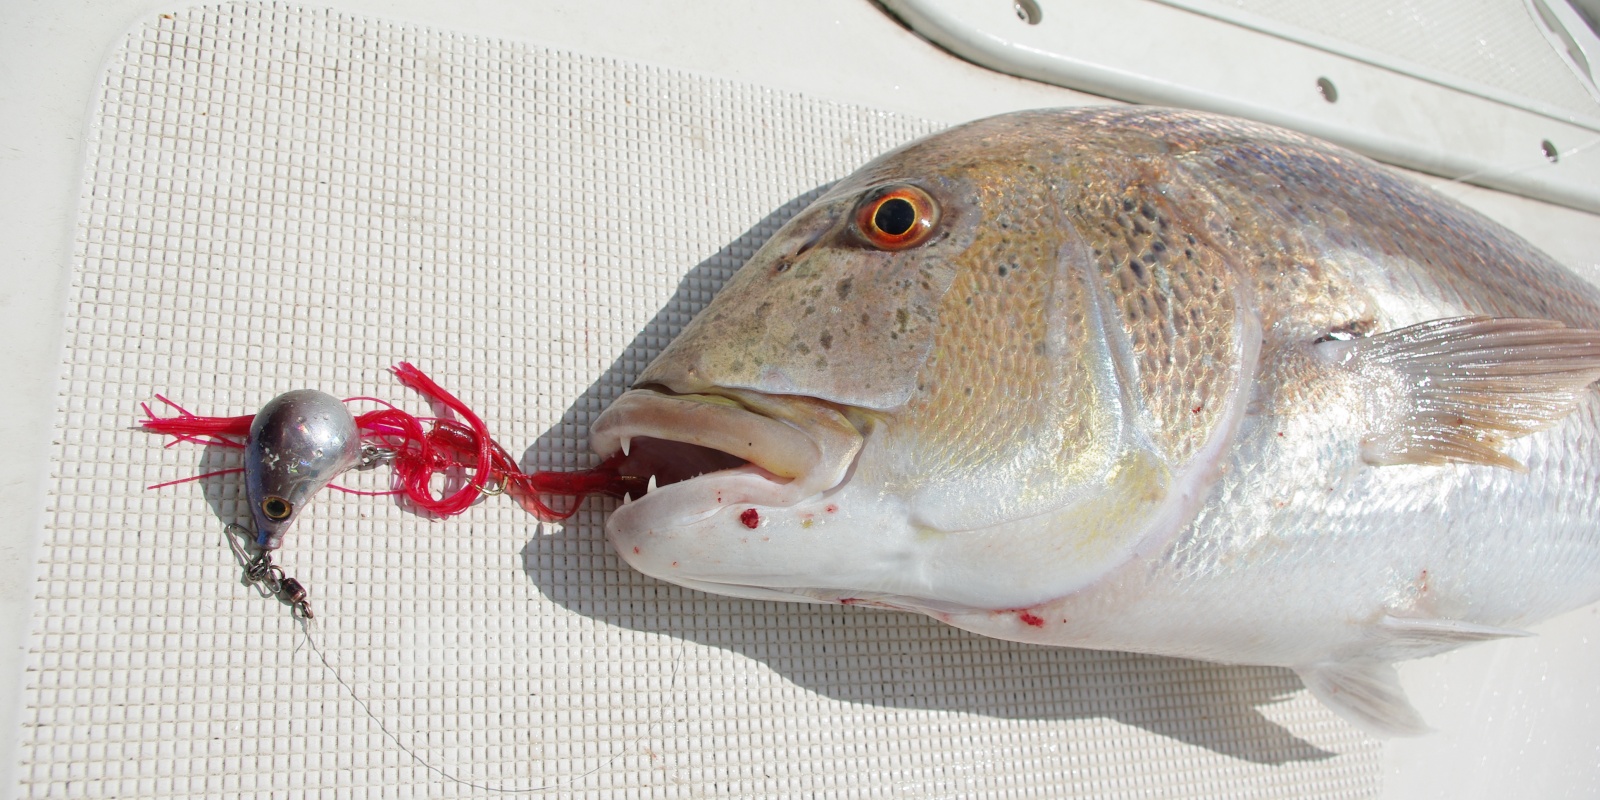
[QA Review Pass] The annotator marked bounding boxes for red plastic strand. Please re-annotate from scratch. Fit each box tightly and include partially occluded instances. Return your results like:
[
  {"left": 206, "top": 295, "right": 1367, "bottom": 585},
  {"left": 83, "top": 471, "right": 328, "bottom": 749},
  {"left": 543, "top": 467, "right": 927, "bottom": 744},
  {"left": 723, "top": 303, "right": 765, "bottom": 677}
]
[
  {"left": 386, "top": 362, "right": 494, "bottom": 516},
  {"left": 144, "top": 363, "right": 631, "bottom": 523},
  {"left": 324, "top": 483, "right": 403, "bottom": 497},
  {"left": 139, "top": 397, "right": 252, "bottom": 449},
  {"left": 146, "top": 466, "right": 245, "bottom": 490}
]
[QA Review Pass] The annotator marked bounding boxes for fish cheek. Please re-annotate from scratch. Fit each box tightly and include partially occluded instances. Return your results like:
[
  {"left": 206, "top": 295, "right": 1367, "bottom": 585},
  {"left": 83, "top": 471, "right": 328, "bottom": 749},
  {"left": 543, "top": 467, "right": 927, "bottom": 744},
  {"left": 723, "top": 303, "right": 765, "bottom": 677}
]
[
  {"left": 871, "top": 172, "right": 1128, "bottom": 530},
  {"left": 638, "top": 235, "right": 969, "bottom": 410}
]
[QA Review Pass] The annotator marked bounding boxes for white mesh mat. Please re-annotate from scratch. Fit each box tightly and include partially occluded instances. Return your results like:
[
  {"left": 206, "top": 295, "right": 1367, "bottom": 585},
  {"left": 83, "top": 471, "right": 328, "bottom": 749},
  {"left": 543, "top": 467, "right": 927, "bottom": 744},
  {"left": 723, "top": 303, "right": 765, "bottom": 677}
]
[{"left": 21, "top": 3, "right": 1382, "bottom": 796}]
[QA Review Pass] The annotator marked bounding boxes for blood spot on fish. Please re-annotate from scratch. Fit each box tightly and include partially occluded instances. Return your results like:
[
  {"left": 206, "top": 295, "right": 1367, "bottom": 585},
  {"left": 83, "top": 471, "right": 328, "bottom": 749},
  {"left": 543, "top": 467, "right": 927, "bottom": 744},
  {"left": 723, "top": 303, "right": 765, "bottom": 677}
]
[
  {"left": 633, "top": 546, "right": 640, "bottom": 554},
  {"left": 1192, "top": 403, "right": 1204, "bottom": 413},
  {"left": 740, "top": 508, "right": 760, "bottom": 528},
  {"left": 840, "top": 598, "right": 862, "bottom": 605},
  {"left": 825, "top": 504, "right": 838, "bottom": 514},
  {"left": 1019, "top": 612, "right": 1045, "bottom": 628}
]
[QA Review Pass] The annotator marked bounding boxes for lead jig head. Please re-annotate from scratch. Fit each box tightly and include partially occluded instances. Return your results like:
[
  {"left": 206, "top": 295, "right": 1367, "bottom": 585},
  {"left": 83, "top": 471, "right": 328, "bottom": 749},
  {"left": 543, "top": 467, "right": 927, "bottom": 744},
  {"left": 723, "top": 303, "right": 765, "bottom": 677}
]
[{"left": 244, "top": 389, "right": 364, "bottom": 551}]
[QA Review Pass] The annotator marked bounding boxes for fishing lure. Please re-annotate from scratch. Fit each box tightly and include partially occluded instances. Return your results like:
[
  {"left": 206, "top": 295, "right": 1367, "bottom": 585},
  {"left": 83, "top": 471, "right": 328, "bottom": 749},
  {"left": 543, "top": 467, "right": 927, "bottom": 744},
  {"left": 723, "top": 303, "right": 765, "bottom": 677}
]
[{"left": 142, "top": 362, "right": 635, "bottom": 616}]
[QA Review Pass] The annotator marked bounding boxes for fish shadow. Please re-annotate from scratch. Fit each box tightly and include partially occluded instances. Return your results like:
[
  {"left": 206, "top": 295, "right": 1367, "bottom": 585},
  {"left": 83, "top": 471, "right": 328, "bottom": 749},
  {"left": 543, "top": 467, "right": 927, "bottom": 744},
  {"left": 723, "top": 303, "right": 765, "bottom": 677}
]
[{"left": 516, "top": 187, "right": 1339, "bottom": 765}]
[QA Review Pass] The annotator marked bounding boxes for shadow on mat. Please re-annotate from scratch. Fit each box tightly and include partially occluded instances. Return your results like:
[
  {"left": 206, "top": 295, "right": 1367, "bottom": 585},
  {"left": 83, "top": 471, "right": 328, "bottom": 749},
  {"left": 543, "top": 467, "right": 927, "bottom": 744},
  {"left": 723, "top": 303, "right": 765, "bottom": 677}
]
[{"left": 517, "top": 185, "right": 1338, "bottom": 766}]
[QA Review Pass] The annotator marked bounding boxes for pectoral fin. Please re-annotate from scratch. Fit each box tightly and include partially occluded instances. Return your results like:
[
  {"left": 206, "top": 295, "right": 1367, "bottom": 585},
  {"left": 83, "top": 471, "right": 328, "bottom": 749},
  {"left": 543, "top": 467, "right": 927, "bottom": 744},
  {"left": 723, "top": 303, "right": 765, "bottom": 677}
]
[
  {"left": 1320, "top": 317, "right": 1600, "bottom": 470},
  {"left": 1377, "top": 614, "right": 1530, "bottom": 651}
]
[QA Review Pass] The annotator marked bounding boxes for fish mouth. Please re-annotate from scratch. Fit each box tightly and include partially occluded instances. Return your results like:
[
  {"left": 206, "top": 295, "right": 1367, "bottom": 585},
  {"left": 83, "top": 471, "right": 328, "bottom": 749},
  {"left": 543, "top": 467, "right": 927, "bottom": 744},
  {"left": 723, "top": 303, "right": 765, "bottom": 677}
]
[{"left": 588, "top": 386, "right": 865, "bottom": 532}]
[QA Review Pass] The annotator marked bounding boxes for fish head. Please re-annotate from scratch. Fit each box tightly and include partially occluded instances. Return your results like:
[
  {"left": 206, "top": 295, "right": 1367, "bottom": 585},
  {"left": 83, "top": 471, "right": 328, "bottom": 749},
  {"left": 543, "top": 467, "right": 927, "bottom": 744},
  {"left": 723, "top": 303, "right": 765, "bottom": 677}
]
[
  {"left": 244, "top": 389, "right": 364, "bottom": 550},
  {"left": 592, "top": 110, "right": 1255, "bottom": 616}
]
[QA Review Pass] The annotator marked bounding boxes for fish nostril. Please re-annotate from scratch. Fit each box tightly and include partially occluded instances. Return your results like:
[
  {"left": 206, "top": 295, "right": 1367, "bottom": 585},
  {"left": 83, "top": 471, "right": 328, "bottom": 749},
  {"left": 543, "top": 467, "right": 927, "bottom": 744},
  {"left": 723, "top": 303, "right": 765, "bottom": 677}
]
[
  {"left": 773, "top": 233, "right": 823, "bottom": 274},
  {"left": 791, "top": 224, "right": 831, "bottom": 259}
]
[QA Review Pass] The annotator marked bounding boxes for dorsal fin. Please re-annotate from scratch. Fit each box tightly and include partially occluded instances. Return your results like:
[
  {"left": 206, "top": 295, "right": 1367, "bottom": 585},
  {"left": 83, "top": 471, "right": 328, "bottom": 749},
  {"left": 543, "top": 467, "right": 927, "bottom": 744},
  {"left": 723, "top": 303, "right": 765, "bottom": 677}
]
[{"left": 1319, "top": 317, "right": 1600, "bottom": 470}]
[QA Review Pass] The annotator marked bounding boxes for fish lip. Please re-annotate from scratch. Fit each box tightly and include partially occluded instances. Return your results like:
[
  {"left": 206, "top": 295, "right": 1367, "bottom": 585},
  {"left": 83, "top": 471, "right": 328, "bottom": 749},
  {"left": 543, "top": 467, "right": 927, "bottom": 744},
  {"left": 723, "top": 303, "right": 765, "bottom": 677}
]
[{"left": 588, "top": 386, "right": 865, "bottom": 526}]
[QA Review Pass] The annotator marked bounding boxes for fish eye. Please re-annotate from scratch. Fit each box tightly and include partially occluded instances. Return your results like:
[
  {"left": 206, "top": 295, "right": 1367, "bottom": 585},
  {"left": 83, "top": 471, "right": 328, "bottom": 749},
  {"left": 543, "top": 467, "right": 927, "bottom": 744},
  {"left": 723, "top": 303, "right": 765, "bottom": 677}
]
[
  {"left": 261, "top": 495, "right": 293, "bottom": 522},
  {"left": 855, "top": 186, "right": 938, "bottom": 250}
]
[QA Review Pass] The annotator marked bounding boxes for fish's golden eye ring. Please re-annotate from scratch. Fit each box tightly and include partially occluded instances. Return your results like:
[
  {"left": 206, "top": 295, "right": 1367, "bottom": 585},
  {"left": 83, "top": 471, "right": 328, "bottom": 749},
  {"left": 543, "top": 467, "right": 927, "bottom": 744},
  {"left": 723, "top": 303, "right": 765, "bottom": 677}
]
[
  {"left": 261, "top": 495, "right": 293, "bottom": 522},
  {"left": 855, "top": 186, "right": 938, "bottom": 250}
]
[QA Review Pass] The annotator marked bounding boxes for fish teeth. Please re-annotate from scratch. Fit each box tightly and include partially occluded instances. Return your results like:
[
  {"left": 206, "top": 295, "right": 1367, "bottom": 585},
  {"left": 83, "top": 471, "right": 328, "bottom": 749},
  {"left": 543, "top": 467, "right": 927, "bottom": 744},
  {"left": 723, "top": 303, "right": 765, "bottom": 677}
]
[
  {"left": 647, "top": 474, "right": 658, "bottom": 494},
  {"left": 621, "top": 437, "right": 631, "bottom": 457}
]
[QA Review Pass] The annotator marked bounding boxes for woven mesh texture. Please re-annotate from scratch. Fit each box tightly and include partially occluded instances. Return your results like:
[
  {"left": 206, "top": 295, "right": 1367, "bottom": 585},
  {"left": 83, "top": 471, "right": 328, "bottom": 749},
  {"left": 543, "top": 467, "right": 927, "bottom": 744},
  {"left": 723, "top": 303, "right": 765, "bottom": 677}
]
[{"left": 21, "top": 3, "right": 1381, "bottom": 797}]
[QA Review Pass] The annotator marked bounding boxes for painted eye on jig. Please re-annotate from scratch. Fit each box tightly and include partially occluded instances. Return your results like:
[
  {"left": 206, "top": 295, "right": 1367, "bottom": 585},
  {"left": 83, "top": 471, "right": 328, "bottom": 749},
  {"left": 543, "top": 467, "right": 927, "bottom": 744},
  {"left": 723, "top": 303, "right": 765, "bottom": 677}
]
[
  {"left": 261, "top": 496, "right": 293, "bottom": 521},
  {"left": 855, "top": 185, "right": 938, "bottom": 250}
]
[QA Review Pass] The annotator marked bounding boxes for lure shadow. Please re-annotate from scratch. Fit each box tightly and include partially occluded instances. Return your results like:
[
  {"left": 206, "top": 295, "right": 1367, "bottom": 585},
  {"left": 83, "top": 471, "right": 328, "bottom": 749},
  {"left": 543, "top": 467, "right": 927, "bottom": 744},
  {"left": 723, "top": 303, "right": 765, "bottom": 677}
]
[
  {"left": 518, "top": 187, "right": 1338, "bottom": 765},
  {"left": 191, "top": 444, "right": 308, "bottom": 612},
  {"left": 195, "top": 443, "right": 252, "bottom": 533}
]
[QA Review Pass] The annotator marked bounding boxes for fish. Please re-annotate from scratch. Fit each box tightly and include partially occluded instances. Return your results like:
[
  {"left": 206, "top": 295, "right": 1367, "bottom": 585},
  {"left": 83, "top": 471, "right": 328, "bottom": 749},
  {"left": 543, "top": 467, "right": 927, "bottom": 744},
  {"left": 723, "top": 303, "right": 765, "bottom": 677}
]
[
  {"left": 587, "top": 106, "right": 1600, "bottom": 735},
  {"left": 244, "top": 389, "right": 364, "bottom": 550}
]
